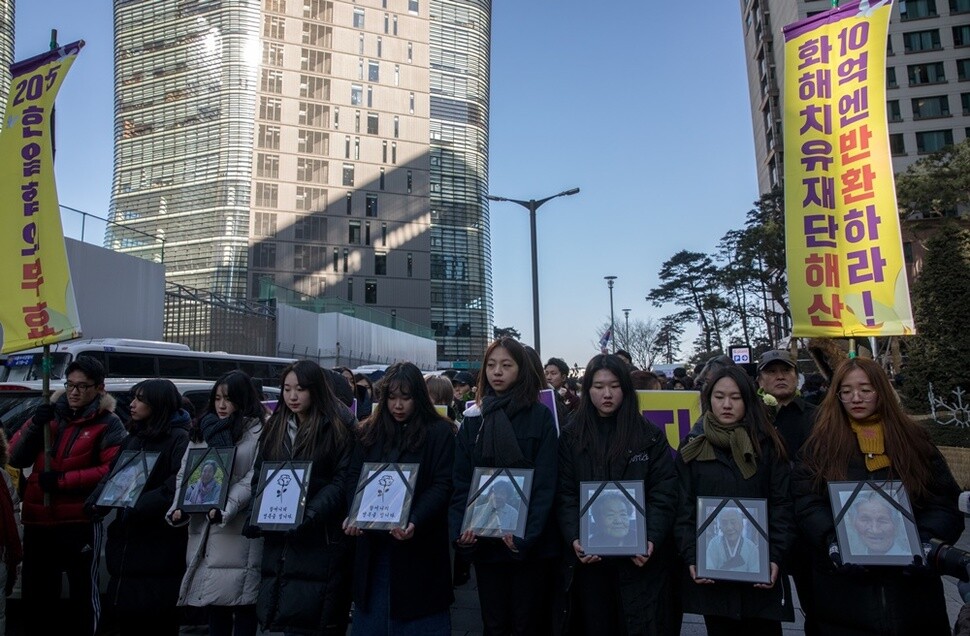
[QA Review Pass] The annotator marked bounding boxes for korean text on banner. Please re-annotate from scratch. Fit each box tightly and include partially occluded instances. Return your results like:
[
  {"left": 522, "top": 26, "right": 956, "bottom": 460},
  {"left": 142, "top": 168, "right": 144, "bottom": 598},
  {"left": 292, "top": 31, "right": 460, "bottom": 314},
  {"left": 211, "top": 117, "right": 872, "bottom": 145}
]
[
  {"left": 0, "top": 42, "right": 84, "bottom": 354},
  {"left": 782, "top": 0, "right": 914, "bottom": 337},
  {"left": 636, "top": 390, "right": 701, "bottom": 454}
]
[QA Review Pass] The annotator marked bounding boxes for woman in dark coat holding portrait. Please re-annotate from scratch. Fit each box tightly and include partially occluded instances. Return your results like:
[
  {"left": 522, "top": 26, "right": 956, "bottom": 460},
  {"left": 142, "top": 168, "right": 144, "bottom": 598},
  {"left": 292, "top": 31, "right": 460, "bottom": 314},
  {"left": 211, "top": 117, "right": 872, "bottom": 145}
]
[
  {"left": 556, "top": 354, "right": 679, "bottom": 636},
  {"left": 792, "top": 358, "right": 961, "bottom": 635},
  {"left": 674, "top": 366, "right": 795, "bottom": 636},
  {"left": 344, "top": 362, "right": 456, "bottom": 635}
]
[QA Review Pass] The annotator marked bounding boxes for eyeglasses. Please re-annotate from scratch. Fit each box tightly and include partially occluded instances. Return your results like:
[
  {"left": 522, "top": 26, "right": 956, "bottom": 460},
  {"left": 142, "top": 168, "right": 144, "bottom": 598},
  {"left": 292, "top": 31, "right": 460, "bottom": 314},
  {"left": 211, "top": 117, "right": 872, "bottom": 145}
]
[
  {"left": 837, "top": 388, "right": 877, "bottom": 402},
  {"left": 64, "top": 382, "right": 95, "bottom": 393}
]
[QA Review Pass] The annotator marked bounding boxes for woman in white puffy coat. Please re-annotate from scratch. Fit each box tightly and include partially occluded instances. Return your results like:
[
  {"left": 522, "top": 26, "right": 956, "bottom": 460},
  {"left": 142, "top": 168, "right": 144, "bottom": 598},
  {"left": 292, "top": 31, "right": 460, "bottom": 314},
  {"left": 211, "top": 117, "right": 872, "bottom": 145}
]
[{"left": 168, "top": 371, "right": 266, "bottom": 636}]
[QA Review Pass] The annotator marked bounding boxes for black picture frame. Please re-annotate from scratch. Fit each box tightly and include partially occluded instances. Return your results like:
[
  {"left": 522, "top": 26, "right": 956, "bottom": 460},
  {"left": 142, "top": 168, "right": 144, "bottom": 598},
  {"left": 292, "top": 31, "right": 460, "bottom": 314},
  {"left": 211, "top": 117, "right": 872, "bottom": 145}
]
[
  {"left": 460, "top": 467, "right": 534, "bottom": 539},
  {"left": 96, "top": 450, "right": 160, "bottom": 509},
  {"left": 827, "top": 480, "right": 922, "bottom": 566},
  {"left": 250, "top": 460, "right": 313, "bottom": 531},
  {"left": 347, "top": 462, "right": 420, "bottom": 531},
  {"left": 177, "top": 446, "right": 236, "bottom": 513},
  {"left": 696, "top": 496, "right": 771, "bottom": 584},
  {"left": 579, "top": 480, "right": 648, "bottom": 556}
]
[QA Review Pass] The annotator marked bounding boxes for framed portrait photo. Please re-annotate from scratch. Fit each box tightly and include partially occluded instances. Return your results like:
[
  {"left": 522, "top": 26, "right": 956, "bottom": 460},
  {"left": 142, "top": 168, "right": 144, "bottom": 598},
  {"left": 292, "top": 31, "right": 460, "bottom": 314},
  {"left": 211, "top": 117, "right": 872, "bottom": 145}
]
[
  {"left": 579, "top": 480, "right": 647, "bottom": 556},
  {"left": 96, "top": 450, "right": 160, "bottom": 509},
  {"left": 177, "top": 447, "right": 236, "bottom": 513},
  {"left": 828, "top": 480, "right": 922, "bottom": 566},
  {"left": 696, "top": 496, "right": 771, "bottom": 584},
  {"left": 347, "top": 462, "right": 420, "bottom": 531},
  {"left": 460, "top": 467, "right": 534, "bottom": 539},
  {"left": 250, "top": 461, "right": 313, "bottom": 531}
]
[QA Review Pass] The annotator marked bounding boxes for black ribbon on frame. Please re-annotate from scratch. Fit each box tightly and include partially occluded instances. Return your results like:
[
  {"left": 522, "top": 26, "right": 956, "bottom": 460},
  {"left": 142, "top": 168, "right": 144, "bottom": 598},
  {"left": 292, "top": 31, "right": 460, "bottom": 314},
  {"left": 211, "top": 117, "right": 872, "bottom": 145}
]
[
  {"left": 465, "top": 467, "right": 532, "bottom": 510},
  {"left": 696, "top": 497, "right": 769, "bottom": 541},
  {"left": 831, "top": 480, "right": 917, "bottom": 528},
  {"left": 354, "top": 462, "right": 417, "bottom": 496},
  {"left": 251, "top": 460, "right": 312, "bottom": 507},
  {"left": 578, "top": 481, "right": 647, "bottom": 519}
]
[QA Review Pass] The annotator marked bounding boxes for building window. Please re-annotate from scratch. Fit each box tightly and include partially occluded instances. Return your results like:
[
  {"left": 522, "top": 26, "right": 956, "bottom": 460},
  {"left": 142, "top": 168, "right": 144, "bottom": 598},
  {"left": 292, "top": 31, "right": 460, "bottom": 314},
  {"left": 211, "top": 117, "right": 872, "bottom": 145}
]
[
  {"left": 366, "top": 194, "right": 378, "bottom": 217},
  {"left": 407, "top": 42, "right": 413, "bottom": 63},
  {"left": 255, "top": 183, "right": 279, "bottom": 208},
  {"left": 408, "top": 0, "right": 419, "bottom": 14},
  {"left": 297, "top": 158, "right": 328, "bottom": 183},
  {"left": 367, "top": 86, "right": 374, "bottom": 107},
  {"left": 304, "top": 0, "right": 331, "bottom": 19},
  {"left": 365, "top": 221, "right": 372, "bottom": 245},
  {"left": 890, "top": 133, "right": 906, "bottom": 155},
  {"left": 264, "top": 16, "right": 286, "bottom": 39},
  {"left": 346, "top": 192, "right": 353, "bottom": 215},
  {"left": 368, "top": 60, "right": 380, "bottom": 82},
  {"left": 367, "top": 112, "right": 379, "bottom": 135},
  {"left": 959, "top": 58, "right": 970, "bottom": 80},
  {"left": 391, "top": 142, "right": 397, "bottom": 164},
  {"left": 263, "top": 42, "right": 284, "bottom": 66},
  {"left": 955, "top": 25, "right": 970, "bottom": 47},
  {"left": 394, "top": 65, "right": 400, "bottom": 86},
  {"left": 954, "top": 0, "right": 970, "bottom": 14},
  {"left": 299, "top": 102, "right": 327, "bottom": 127},
  {"left": 409, "top": 92, "right": 415, "bottom": 114},
  {"left": 260, "top": 69, "right": 283, "bottom": 93},
  {"left": 407, "top": 170, "right": 413, "bottom": 193},
  {"left": 353, "top": 7, "right": 365, "bottom": 28},
  {"left": 254, "top": 212, "right": 277, "bottom": 237},
  {"left": 253, "top": 243, "right": 277, "bottom": 268},
  {"left": 379, "top": 167, "right": 385, "bottom": 190},
  {"left": 887, "top": 35, "right": 894, "bottom": 56},
  {"left": 358, "top": 59, "right": 364, "bottom": 80},
  {"left": 347, "top": 277, "right": 353, "bottom": 300},
  {"left": 344, "top": 250, "right": 349, "bottom": 274},
  {"left": 407, "top": 252, "right": 413, "bottom": 278},
  {"left": 256, "top": 154, "right": 279, "bottom": 178},
  {"left": 887, "top": 67, "right": 898, "bottom": 88},
  {"left": 349, "top": 221, "right": 361, "bottom": 245},
  {"left": 296, "top": 187, "right": 327, "bottom": 212},
  {"left": 354, "top": 137, "right": 360, "bottom": 160},
  {"left": 382, "top": 222, "right": 387, "bottom": 246},
  {"left": 351, "top": 84, "right": 363, "bottom": 105},
  {"left": 916, "top": 129, "right": 954, "bottom": 153},
  {"left": 302, "top": 23, "right": 332, "bottom": 47},
  {"left": 295, "top": 214, "right": 326, "bottom": 241},
  {"left": 259, "top": 97, "right": 281, "bottom": 121},
  {"left": 393, "top": 15, "right": 398, "bottom": 35},
  {"left": 333, "top": 248, "right": 339, "bottom": 272},
  {"left": 902, "top": 29, "right": 941, "bottom": 52},
  {"left": 375, "top": 252, "right": 387, "bottom": 275},
  {"left": 301, "top": 49, "right": 330, "bottom": 73},
  {"left": 907, "top": 62, "right": 946, "bottom": 84},
  {"left": 377, "top": 37, "right": 383, "bottom": 58},
  {"left": 384, "top": 13, "right": 389, "bottom": 33},
  {"left": 343, "top": 163, "right": 355, "bottom": 186},
  {"left": 265, "top": 0, "right": 285, "bottom": 13},
  {"left": 300, "top": 75, "right": 329, "bottom": 100},
  {"left": 912, "top": 95, "right": 950, "bottom": 119},
  {"left": 298, "top": 130, "right": 328, "bottom": 155},
  {"left": 900, "top": 0, "right": 938, "bottom": 20},
  {"left": 334, "top": 107, "right": 340, "bottom": 129},
  {"left": 293, "top": 245, "right": 326, "bottom": 272},
  {"left": 382, "top": 140, "right": 388, "bottom": 162},
  {"left": 365, "top": 280, "right": 377, "bottom": 304},
  {"left": 393, "top": 116, "right": 399, "bottom": 137},
  {"left": 888, "top": 100, "right": 902, "bottom": 121},
  {"left": 963, "top": 92, "right": 970, "bottom": 114},
  {"left": 355, "top": 110, "right": 361, "bottom": 133}
]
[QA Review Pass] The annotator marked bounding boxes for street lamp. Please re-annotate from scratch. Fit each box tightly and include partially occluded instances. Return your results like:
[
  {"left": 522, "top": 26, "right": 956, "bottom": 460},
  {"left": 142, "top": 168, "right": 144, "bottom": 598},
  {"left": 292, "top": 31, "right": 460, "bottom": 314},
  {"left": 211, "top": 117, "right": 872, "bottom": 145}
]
[
  {"left": 487, "top": 187, "right": 581, "bottom": 355},
  {"left": 604, "top": 276, "right": 617, "bottom": 353},
  {"left": 622, "top": 308, "right": 631, "bottom": 346}
]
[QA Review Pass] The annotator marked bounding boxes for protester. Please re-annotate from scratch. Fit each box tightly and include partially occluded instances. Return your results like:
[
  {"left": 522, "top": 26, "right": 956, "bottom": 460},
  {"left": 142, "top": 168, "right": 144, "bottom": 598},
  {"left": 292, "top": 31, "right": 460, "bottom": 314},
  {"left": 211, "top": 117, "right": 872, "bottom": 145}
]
[
  {"left": 792, "top": 358, "right": 962, "bottom": 635},
  {"left": 614, "top": 350, "right": 635, "bottom": 370},
  {"left": 451, "top": 371, "right": 476, "bottom": 424},
  {"left": 167, "top": 371, "right": 265, "bottom": 636},
  {"left": 694, "top": 354, "right": 734, "bottom": 398},
  {"left": 675, "top": 366, "right": 795, "bottom": 635},
  {"left": 354, "top": 373, "right": 375, "bottom": 420},
  {"left": 344, "top": 362, "right": 456, "bottom": 635},
  {"left": 631, "top": 370, "right": 664, "bottom": 391},
  {"left": 557, "top": 354, "right": 679, "bottom": 635},
  {"left": 88, "top": 379, "right": 191, "bottom": 635},
  {"left": 800, "top": 373, "right": 827, "bottom": 406},
  {"left": 545, "top": 357, "right": 580, "bottom": 414},
  {"left": 755, "top": 349, "right": 819, "bottom": 634},
  {"left": 10, "top": 357, "right": 126, "bottom": 635},
  {"left": 244, "top": 360, "right": 357, "bottom": 635},
  {"left": 0, "top": 430, "right": 22, "bottom": 636},
  {"left": 425, "top": 375, "right": 457, "bottom": 422},
  {"left": 450, "top": 337, "right": 559, "bottom": 634}
]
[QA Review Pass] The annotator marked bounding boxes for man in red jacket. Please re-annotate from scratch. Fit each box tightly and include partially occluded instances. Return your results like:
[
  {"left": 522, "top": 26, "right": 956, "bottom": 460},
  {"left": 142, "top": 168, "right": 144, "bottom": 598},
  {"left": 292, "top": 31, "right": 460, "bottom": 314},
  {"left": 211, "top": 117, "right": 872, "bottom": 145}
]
[{"left": 10, "top": 357, "right": 126, "bottom": 636}]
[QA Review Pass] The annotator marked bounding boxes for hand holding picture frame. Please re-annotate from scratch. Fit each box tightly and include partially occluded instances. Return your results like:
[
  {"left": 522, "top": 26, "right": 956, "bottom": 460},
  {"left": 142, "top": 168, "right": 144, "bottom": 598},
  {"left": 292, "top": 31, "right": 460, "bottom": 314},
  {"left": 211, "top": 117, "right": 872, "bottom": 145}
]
[
  {"left": 177, "top": 447, "right": 236, "bottom": 513},
  {"left": 347, "top": 462, "right": 420, "bottom": 531},
  {"left": 250, "top": 461, "right": 313, "bottom": 531},
  {"left": 460, "top": 467, "right": 533, "bottom": 539},
  {"left": 579, "top": 480, "right": 648, "bottom": 556},
  {"left": 97, "top": 450, "right": 160, "bottom": 509},
  {"left": 696, "top": 496, "right": 771, "bottom": 584},
  {"left": 827, "top": 480, "right": 922, "bottom": 566}
]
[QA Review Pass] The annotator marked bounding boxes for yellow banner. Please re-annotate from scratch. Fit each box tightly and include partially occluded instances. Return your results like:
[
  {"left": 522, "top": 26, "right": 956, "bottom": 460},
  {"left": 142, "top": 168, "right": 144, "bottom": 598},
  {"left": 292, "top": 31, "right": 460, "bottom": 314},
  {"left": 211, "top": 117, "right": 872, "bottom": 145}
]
[
  {"left": 0, "top": 42, "right": 84, "bottom": 354},
  {"left": 782, "top": 1, "right": 914, "bottom": 337},
  {"left": 636, "top": 390, "right": 701, "bottom": 452}
]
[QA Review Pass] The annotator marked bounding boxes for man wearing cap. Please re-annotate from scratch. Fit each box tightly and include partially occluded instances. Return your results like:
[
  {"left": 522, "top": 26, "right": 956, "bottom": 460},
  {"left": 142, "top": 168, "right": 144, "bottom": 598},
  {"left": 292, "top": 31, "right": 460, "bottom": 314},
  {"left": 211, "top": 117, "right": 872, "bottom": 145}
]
[
  {"left": 451, "top": 371, "right": 476, "bottom": 424},
  {"left": 757, "top": 349, "right": 818, "bottom": 636}
]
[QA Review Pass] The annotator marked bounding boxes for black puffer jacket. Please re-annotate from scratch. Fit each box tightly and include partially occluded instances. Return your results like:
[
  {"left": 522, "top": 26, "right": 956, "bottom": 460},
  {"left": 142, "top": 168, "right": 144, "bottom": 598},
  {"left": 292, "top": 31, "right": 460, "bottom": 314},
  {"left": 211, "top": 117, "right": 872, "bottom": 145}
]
[
  {"left": 673, "top": 431, "right": 795, "bottom": 623},
  {"left": 555, "top": 416, "right": 679, "bottom": 636},
  {"left": 90, "top": 409, "right": 191, "bottom": 612},
  {"left": 792, "top": 449, "right": 962, "bottom": 635},
  {"left": 253, "top": 407, "right": 357, "bottom": 635}
]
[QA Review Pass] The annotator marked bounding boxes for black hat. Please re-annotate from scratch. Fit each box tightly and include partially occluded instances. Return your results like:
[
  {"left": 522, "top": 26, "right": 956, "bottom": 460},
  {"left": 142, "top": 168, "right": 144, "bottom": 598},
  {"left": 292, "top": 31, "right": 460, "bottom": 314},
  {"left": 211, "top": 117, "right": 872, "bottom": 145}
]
[
  {"left": 452, "top": 371, "right": 474, "bottom": 386},
  {"left": 757, "top": 350, "right": 797, "bottom": 373}
]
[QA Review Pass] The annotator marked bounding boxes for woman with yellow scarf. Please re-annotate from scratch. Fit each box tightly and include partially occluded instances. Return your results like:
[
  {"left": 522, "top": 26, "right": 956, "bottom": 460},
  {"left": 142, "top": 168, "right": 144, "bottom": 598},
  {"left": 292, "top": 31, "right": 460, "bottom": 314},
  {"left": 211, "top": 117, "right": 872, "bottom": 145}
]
[{"left": 793, "top": 358, "right": 961, "bottom": 635}]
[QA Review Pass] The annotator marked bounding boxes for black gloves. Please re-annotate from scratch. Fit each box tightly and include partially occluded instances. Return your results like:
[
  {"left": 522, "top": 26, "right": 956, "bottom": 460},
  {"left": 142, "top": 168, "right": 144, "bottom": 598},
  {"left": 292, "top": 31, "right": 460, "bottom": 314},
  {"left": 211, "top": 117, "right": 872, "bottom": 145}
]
[
  {"left": 32, "top": 403, "right": 56, "bottom": 427},
  {"left": 208, "top": 509, "right": 223, "bottom": 524},
  {"left": 37, "top": 471, "right": 62, "bottom": 493},
  {"left": 242, "top": 524, "right": 263, "bottom": 539}
]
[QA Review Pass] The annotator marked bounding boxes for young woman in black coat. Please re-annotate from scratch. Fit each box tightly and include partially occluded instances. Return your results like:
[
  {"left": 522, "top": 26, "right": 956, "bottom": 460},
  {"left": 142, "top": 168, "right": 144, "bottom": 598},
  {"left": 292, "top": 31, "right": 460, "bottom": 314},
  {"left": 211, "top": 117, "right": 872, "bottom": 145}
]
[
  {"left": 244, "top": 360, "right": 357, "bottom": 635},
  {"left": 450, "top": 336, "right": 559, "bottom": 635},
  {"left": 557, "top": 354, "right": 679, "bottom": 636},
  {"left": 674, "top": 366, "right": 795, "bottom": 636},
  {"left": 792, "top": 358, "right": 962, "bottom": 635},
  {"left": 88, "top": 379, "right": 191, "bottom": 635},
  {"left": 343, "top": 362, "right": 456, "bottom": 635}
]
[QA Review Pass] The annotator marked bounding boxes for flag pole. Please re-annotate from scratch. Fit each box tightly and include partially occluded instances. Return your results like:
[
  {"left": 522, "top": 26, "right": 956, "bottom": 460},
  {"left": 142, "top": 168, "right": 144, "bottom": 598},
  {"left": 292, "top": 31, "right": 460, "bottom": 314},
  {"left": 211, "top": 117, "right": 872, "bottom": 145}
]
[{"left": 41, "top": 29, "right": 59, "bottom": 507}]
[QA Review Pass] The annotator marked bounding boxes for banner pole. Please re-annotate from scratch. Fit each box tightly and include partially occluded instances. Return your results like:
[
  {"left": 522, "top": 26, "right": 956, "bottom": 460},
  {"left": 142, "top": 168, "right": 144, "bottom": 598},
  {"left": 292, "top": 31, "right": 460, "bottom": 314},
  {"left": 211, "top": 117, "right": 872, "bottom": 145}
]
[{"left": 848, "top": 338, "right": 857, "bottom": 359}]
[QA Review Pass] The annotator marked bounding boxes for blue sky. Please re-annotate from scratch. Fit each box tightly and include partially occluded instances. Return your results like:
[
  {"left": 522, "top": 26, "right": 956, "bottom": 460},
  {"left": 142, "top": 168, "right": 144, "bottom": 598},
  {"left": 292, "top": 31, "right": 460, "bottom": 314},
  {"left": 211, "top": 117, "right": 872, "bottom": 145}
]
[{"left": 13, "top": 1, "right": 761, "bottom": 370}]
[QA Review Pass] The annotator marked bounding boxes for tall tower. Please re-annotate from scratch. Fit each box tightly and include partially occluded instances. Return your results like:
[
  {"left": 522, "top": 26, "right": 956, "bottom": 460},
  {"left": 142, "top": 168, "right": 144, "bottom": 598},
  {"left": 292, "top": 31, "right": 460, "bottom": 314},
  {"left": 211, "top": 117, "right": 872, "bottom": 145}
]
[{"left": 109, "top": 0, "right": 493, "bottom": 364}]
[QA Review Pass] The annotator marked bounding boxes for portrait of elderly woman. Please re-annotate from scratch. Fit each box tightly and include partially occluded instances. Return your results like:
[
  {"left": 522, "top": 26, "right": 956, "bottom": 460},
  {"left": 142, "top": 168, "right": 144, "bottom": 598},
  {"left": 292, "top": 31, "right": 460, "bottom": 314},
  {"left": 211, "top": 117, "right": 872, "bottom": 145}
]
[
  {"left": 586, "top": 490, "right": 638, "bottom": 549},
  {"left": 468, "top": 478, "right": 520, "bottom": 534},
  {"left": 183, "top": 458, "right": 223, "bottom": 507},
  {"left": 846, "top": 491, "right": 909, "bottom": 556},
  {"left": 704, "top": 507, "right": 761, "bottom": 573}
]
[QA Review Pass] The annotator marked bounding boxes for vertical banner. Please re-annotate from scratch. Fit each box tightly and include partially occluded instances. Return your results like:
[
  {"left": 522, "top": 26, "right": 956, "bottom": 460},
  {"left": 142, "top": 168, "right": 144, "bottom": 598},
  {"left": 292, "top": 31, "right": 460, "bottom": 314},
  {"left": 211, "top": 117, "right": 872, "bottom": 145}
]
[
  {"left": 0, "top": 42, "right": 84, "bottom": 354},
  {"left": 636, "top": 390, "right": 702, "bottom": 454},
  {"left": 783, "top": 1, "right": 914, "bottom": 337}
]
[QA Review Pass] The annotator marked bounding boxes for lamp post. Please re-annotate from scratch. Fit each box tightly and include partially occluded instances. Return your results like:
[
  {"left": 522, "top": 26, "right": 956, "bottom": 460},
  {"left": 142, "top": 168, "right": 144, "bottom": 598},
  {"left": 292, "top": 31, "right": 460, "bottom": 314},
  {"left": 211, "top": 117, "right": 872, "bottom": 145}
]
[
  {"left": 487, "top": 187, "right": 581, "bottom": 355},
  {"left": 622, "top": 308, "right": 631, "bottom": 346},
  {"left": 604, "top": 276, "right": 617, "bottom": 353}
]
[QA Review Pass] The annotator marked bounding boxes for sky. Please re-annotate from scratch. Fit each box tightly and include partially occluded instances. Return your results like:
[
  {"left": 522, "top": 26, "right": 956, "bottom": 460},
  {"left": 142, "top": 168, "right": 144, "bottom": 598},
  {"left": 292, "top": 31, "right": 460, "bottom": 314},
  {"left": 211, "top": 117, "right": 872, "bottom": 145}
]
[{"left": 12, "top": 1, "right": 761, "bottom": 371}]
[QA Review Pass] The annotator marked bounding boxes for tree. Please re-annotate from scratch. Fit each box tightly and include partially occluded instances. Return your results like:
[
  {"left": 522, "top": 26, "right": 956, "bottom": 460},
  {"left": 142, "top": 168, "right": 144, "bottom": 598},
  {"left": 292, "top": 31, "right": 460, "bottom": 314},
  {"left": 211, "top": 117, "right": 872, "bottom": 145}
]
[
  {"left": 651, "top": 311, "right": 692, "bottom": 364},
  {"left": 895, "top": 139, "right": 970, "bottom": 218},
  {"left": 601, "top": 318, "right": 659, "bottom": 370},
  {"left": 901, "top": 224, "right": 970, "bottom": 412},
  {"left": 647, "top": 250, "right": 719, "bottom": 352},
  {"left": 738, "top": 187, "right": 790, "bottom": 344},
  {"left": 492, "top": 326, "right": 521, "bottom": 340}
]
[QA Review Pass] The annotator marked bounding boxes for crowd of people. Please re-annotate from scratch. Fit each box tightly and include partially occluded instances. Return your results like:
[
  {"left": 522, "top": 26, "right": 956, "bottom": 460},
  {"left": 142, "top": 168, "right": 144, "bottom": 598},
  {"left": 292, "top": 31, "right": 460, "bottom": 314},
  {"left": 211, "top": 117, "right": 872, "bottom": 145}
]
[{"left": 1, "top": 340, "right": 964, "bottom": 636}]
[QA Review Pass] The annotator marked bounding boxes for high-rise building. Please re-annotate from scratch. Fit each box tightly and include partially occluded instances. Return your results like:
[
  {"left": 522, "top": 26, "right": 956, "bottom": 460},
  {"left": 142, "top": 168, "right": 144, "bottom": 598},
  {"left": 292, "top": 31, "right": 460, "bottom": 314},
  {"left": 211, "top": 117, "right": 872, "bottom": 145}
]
[
  {"left": 0, "top": 0, "right": 14, "bottom": 111},
  {"left": 108, "top": 0, "right": 492, "bottom": 364},
  {"left": 740, "top": 0, "right": 970, "bottom": 194}
]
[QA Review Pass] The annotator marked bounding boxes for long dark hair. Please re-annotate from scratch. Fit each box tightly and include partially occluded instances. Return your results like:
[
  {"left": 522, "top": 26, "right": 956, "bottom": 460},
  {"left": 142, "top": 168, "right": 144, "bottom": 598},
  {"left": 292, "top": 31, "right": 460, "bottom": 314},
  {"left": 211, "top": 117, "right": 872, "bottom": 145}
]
[
  {"left": 701, "top": 366, "right": 787, "bottom": 462},
  {"left": 801, "top": 358, "right": 935, "bottom": 500},
  {"left": 130, "top": 379, "right": 182, "bottom": 440},
  {"left": 262, "top": 360, "right": 350, "bottom": 461},
  {"left": 358, "top": 362, "right": 447, "bottom": 453},
  {"left": 476, "top": 337, "right": 541, "bottom": 413},
  {"left": 571, "top": 355, "right": 653, "bottom": 465},
  {"left": 202, "top": 371, "right": 265, "bottom": 443}
]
